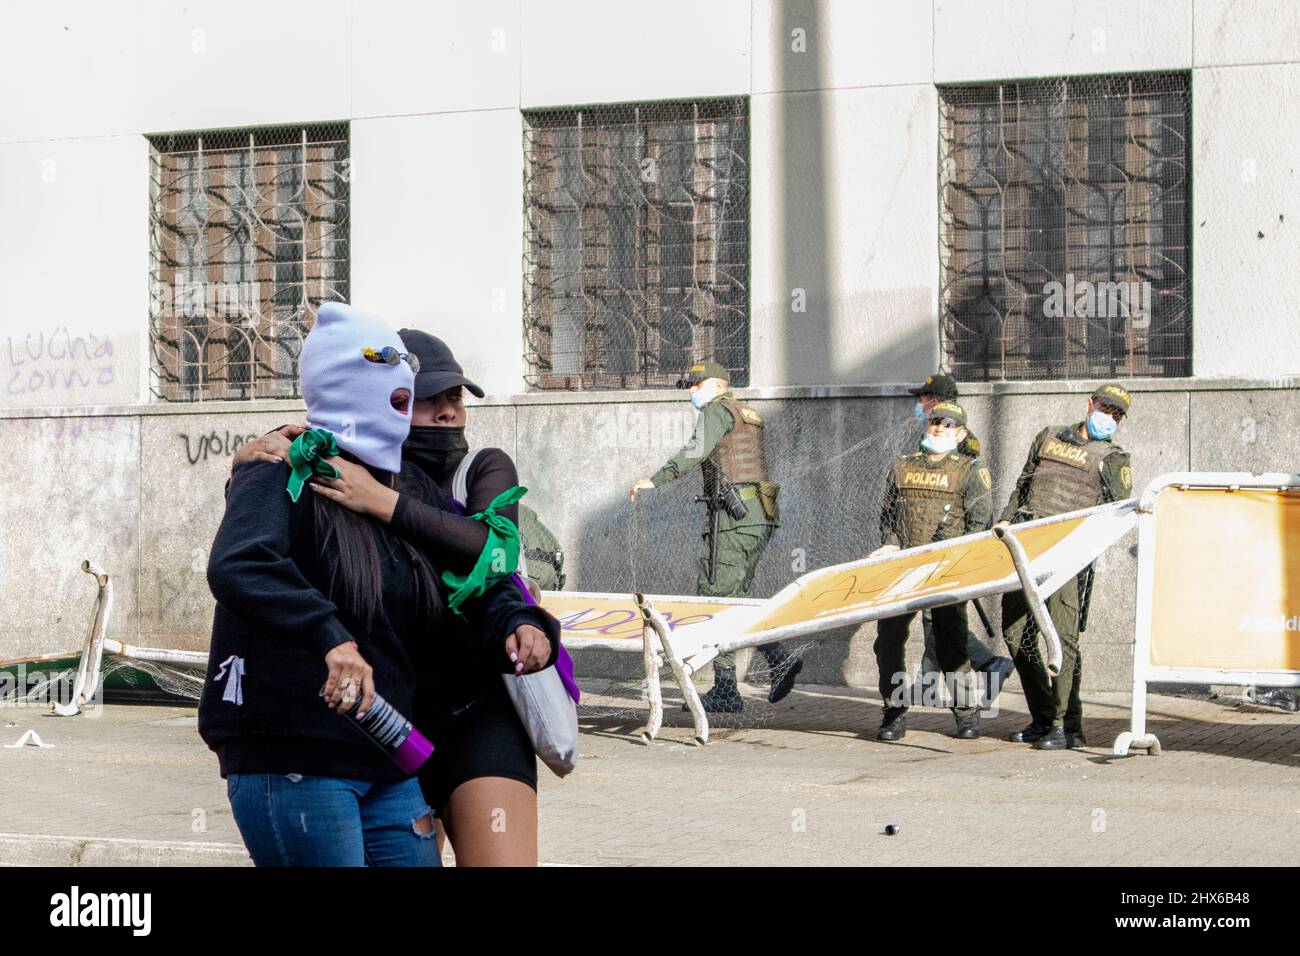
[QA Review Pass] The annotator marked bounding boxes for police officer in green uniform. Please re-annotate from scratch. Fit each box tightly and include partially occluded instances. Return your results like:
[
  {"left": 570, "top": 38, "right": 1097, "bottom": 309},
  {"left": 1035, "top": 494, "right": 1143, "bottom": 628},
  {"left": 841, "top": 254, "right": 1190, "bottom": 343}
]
[
  {"left": 908, "top": 373, "right": 1014, "bottom": 705},
  {"left": 996, "top": 383, "right": 1134, "bottom": 750},
  {"left": 909, "top": 373, "right": 983, "bottom": 458},
  {"left": 871, "top": 401, "right": 993, "bottom": 741},
  {"left": 629, "top": 360, "right": 798, "bottom": 713}
]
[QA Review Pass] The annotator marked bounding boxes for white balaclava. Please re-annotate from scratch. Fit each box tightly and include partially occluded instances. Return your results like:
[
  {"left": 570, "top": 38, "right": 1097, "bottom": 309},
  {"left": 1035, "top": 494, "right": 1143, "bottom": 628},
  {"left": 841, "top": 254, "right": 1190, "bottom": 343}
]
[{"left": 299, "top": 302, "right": 414, "bottom": 473}]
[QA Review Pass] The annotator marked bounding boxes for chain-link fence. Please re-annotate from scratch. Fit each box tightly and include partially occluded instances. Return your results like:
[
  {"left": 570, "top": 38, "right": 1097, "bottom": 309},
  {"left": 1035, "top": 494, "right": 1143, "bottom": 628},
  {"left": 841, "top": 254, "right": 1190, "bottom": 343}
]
[
  {"left": 939, "top": 73, "right": 1191, "bottom": 382},
  {"left": 523, "top": 98, "right": 750, "bottom": 391},
  {"left": 148, "top": 123, "right": 350, "bottom": 402}
]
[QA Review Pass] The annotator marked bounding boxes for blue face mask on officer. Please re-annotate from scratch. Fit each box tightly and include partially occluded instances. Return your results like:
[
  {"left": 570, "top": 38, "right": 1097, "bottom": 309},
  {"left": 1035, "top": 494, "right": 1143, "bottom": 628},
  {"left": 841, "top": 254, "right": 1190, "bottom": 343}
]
[
  {"left": 913, "top": 402, "right": 928, "bottom": 423},
  {"left": 1086, "top": 405, "right": 1119, "bottom": 440}
]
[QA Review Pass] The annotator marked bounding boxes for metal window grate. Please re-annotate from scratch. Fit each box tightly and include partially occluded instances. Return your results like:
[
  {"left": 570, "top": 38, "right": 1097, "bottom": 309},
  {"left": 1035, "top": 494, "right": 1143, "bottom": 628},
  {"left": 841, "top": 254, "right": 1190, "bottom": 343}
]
[
  {"left": 523, "top": 98, "right": 750, "bottom": 391},
  {"left": 148, "top": 123, "right": 350, "bottom": 401},
  {"left": 939, "top": 74, "right": 1191, "bottom": 381}
]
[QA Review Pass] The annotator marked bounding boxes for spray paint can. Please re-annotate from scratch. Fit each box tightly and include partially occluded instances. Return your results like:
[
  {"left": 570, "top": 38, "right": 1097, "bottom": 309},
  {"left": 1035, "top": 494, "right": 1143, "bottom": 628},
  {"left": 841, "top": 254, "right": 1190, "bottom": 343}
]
[{"left": 333, "top": 691, "right": 434, "bottom": 774}]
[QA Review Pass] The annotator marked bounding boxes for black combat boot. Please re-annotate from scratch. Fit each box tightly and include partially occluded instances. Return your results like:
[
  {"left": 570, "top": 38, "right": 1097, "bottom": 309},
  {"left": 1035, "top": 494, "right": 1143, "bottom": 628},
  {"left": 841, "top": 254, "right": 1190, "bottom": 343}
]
[
  {"left": 877, "top": 710, "right": 907, "bottom": 741},
  {"left": 954, "top": 712, "right": 980, "bottom": 739},
  {"left": 1032, "top": 725, "right": 1070, "bottom": 750},
  {"left": 764, "top": 648, "right": 803, "bottom": 704},
  {"left": 1065, "top": 728, "right": 1087, "bottom": 749},
  {"left": 1008, "top": 721, "right": 1052, "bottom": 743},
  {"left": 684, "top": 665, "right": 743, "bottom": 714}
]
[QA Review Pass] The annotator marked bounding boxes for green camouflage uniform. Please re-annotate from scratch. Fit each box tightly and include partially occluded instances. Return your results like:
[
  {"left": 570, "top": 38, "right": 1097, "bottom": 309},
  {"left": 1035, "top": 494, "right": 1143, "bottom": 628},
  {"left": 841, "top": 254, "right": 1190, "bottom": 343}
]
[
  {"left": 920, "top": 428, "right": 1000, "bottom": 674},
  {"left": 999, "top": 423, "right": 1133, "bottom": 730},
  {"left": 877, "top": 449, "right": 993, "bottom": 718},
  {"left": 519, "top": 503, "right": 564, "bottom": 592},
  {"left": 650, "top": 392, "right": 780, "bottom": 668}
]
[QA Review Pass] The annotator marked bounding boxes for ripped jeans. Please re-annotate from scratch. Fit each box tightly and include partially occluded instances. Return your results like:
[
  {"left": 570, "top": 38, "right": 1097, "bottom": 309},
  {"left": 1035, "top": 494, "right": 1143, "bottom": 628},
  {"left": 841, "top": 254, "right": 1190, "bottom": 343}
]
[{"left": 227, "top": 773, "right": 441, "bottom": 867}]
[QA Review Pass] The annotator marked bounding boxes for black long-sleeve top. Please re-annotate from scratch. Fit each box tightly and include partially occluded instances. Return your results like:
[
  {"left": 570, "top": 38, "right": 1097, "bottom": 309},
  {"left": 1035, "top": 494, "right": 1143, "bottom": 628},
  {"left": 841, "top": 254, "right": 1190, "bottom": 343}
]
[
  {"left": 198, "top": 458, "right": 557, "bottom": 782},
  {"left": 389, "top": 448, "right": 520, "bottom": 574}
]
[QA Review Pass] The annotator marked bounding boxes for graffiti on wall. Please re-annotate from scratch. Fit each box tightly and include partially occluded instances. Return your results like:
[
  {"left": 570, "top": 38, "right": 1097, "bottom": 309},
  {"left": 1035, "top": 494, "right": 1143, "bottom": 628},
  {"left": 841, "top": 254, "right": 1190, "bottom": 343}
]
[
  {"left": 179, "top": 430, "right": 261, "bottom": 466},
  {"left": 5, "top": 328, "right": 115, "bottom": 397}
]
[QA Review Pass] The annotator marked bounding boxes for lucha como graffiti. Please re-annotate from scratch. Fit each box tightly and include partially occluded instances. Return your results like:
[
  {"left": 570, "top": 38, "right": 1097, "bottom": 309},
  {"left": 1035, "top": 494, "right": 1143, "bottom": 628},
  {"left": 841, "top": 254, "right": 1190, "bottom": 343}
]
[{"left": 5, "top": 327, "right": 116, "bottom": 396}]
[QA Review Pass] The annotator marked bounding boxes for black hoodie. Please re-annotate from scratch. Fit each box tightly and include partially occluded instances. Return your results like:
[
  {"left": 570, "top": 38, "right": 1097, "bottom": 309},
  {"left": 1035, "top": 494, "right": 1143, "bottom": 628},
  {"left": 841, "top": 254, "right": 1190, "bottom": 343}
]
[{"left": 197, "top": 459, "right": 558, "bottom": 781}]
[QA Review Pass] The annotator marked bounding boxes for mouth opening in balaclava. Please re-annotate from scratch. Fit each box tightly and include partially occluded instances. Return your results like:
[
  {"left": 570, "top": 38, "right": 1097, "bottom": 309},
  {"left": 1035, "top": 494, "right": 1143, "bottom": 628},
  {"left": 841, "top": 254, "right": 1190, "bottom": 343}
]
[{"left": 298, "top": 301, "right": 415, "bottom": 473}]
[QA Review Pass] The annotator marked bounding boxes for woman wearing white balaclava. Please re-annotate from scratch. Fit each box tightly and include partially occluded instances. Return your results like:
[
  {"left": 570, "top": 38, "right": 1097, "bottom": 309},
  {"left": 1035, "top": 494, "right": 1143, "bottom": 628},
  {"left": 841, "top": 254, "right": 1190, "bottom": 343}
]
[{"left": 198, "top": 302, "right": 558, "bottom": 866}]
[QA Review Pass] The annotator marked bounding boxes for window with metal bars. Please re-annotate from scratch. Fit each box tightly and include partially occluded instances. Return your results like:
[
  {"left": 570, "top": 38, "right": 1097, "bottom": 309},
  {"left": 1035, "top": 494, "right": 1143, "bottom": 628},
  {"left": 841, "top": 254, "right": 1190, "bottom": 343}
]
[
  {"left": 938, "top": 73, "right": 1191, "bottom": 381},
  {"left": 148, "top": 123, "right": 350, "bottom": 401},
  {"left": 523, "top": 98, "right": 750, "bottom": 391}
]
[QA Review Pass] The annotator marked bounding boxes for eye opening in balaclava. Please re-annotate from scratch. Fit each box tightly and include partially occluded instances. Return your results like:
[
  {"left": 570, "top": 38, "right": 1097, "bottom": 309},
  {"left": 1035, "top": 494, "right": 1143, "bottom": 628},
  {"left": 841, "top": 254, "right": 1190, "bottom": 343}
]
[{"left": 299, "top": 302, "right": 415, "bottom": 473}]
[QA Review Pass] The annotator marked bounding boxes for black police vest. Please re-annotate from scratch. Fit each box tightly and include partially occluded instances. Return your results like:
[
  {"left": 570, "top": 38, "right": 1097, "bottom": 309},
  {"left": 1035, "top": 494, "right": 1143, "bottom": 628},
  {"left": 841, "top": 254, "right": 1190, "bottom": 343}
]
[
  {"left": 894, "top": 452, "right": 970, "bottom": 548},
  {"left": 1024, "top": 427, "right": 1113, "bottom": 518}
]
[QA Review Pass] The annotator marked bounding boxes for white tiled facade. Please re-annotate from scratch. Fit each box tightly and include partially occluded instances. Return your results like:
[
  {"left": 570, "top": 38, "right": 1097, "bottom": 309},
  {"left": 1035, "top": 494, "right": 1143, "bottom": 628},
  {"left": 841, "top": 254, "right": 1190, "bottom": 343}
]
[{"left": 1, "top": 0, "right": 1296, "bottom": 404}]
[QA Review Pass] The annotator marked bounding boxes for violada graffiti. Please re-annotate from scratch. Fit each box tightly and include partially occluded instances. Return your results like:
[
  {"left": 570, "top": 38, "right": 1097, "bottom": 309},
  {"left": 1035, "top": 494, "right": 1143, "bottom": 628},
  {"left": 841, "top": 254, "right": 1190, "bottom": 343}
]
[
  {"left": 179, "top": 430, "right": 261, "bottom": 465},
  {"left": 6, "top": 328, "right": 115, "bottom": 396}
]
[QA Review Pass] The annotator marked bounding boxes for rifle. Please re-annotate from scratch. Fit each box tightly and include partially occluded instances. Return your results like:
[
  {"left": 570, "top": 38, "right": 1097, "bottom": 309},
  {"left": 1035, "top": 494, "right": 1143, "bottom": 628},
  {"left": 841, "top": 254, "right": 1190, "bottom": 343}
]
[
  {"left": 695, "top": 475, "right": 724, "bottom": 587},
  {"left": 1077, "top": 563, "right": 1096, "bottom": 633}
]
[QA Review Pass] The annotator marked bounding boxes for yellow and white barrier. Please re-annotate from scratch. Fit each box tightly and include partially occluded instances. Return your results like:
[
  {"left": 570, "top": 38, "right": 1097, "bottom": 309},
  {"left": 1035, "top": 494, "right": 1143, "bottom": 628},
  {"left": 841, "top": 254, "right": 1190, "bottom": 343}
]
[
  {"left": 1114, "top": 473, "right": 1300, "bottom": 756},
  {"left": 544, "top": 499, "right": 1143, "bottom": 742}
]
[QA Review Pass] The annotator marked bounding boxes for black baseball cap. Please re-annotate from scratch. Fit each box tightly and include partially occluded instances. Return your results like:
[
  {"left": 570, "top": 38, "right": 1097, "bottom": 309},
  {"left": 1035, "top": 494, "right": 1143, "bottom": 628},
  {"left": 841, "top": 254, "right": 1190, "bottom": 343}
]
[
  {"left": 397, "top": 328, "right": 485, "bottom": 399},
  {"left": 909, "top": 372, "right": 959, "bottom": 400}
]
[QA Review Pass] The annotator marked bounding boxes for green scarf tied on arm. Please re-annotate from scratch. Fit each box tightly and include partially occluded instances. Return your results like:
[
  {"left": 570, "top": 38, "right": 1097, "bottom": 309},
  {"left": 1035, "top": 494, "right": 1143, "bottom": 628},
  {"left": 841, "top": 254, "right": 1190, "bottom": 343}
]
[
  {"left": 285, "top": 428, "right": 341, "bottom": 502},
  {"left": 442, "top": 485, "right": 528, "bottom": 615}
]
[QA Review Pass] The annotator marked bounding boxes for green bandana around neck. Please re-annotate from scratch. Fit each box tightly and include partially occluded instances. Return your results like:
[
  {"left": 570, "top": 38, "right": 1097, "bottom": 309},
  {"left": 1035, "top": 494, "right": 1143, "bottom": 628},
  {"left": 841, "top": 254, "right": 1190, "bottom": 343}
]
[
  {"left": 286, "top": 427, "right": 342, "bottom": 502},
  {"left": 441, "top": 485, "right": 528, "bottom": 614}
]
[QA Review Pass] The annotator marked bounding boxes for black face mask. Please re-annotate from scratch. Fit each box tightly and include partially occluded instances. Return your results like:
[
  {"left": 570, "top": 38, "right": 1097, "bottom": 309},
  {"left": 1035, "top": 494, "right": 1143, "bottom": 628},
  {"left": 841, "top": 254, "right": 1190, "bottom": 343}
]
[{"left": 403, "top": 425, "right": 469, "bottom": 481}]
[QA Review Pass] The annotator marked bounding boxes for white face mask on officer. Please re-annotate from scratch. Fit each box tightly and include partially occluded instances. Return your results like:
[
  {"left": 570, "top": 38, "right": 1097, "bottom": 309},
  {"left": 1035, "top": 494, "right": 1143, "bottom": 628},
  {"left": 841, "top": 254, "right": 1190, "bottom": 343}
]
[
  {"left": 690, "top": 378, "right": 723, "bottom": 410},
  {"left": 920, "top": 432, "right": 957, "bottom": 455},
  {"left": 920, "top": 417, "right": 966, "bottom": 456}
]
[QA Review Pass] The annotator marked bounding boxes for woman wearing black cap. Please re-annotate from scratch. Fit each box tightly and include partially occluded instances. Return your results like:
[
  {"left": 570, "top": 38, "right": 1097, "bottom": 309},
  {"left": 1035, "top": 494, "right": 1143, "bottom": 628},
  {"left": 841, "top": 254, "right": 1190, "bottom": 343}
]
[
  {"left": 233, "top": 328, "right": 559, "bottom": 867},
  {"left": 205, "top": 303, "right": 557, "bottom": 866}
]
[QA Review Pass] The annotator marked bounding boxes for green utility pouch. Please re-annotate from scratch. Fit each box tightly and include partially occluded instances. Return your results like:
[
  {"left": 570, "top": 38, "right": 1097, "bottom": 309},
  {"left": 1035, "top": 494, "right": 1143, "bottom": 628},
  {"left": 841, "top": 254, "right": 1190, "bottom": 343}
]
[{"left": 757, "top": 480, "right": 781, "bottom": 521}]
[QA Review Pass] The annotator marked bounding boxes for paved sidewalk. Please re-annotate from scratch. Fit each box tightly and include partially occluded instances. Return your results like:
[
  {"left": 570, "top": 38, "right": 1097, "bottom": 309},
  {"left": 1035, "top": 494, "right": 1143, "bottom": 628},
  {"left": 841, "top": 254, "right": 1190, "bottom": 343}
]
[{"left": 1, "top": 684, "right": 1297, "bottom": 866}]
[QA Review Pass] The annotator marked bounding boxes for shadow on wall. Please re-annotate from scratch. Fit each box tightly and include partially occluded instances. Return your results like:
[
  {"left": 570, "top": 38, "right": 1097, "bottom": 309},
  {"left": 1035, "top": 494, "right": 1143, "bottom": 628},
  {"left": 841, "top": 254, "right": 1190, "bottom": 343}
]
[{"left": 777, "top": 0, "right": 831, "bottom": 390}]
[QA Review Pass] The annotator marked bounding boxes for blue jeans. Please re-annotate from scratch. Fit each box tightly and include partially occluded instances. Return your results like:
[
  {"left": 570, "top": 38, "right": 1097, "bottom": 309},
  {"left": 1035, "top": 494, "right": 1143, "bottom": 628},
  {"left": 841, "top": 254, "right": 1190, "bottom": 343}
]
[{"left": 227, "top": 773, "right": 441, "bottom": 867}]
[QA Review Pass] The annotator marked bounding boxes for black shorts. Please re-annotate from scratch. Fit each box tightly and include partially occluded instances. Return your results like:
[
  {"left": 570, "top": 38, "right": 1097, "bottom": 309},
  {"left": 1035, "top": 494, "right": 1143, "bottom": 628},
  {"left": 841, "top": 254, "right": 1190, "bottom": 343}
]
[{"left": 418, "top": 683, "right": 538, "bottom": 815}]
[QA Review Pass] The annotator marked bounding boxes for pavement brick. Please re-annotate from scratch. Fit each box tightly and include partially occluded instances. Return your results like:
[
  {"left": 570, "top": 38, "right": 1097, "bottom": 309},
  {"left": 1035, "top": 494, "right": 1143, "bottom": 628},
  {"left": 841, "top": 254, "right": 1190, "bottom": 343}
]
[{"left": 1, "top": 685, "right": 1297, "bottom": 866}]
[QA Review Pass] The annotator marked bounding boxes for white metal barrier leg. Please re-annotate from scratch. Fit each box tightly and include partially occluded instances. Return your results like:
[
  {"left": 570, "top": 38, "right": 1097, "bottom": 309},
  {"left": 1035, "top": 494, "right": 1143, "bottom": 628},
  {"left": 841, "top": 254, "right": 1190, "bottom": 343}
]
[
  {"left": 51, "top": 560, "right": 113, "bottom": 717},
  {"left": 635, "top": 593, "right": 709, "bottom": 745},
  {"left": 1113, "top": 675, "right": 1162, "bottom": 756},
  {"left": 993, "top": 526, "right": 1064, "bottom": 676},
  {"left": 638, "top": 614, "right": 664, "bottom": 743}
]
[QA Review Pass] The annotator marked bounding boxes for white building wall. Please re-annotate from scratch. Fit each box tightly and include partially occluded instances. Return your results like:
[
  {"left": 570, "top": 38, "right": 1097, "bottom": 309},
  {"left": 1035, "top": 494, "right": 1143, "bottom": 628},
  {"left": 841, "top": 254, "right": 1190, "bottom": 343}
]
[
  {"left": 1191, "top": 63, "right": 1300, "bottom": 378},
  {"left": 933, "top": 0, "right": 1195, "bottom": 82},
  {"left": 0, "top": 135, "right": 148, "bottom": 407},
  {"left": 519, "top": 0, "right": 752, "bottom": 108},
  {"left": 349, "top": 110, "right": 525, "bottom": 397},
  {"left": 1, "top": 0, "right": 1298, "bottom": 414}
]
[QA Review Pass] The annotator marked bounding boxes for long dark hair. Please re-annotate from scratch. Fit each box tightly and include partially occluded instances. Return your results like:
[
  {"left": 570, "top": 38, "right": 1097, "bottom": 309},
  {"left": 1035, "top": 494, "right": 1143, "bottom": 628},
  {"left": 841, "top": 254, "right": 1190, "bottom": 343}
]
[{"left": 310, "top": 466, "right": 443, "bottom": 630}]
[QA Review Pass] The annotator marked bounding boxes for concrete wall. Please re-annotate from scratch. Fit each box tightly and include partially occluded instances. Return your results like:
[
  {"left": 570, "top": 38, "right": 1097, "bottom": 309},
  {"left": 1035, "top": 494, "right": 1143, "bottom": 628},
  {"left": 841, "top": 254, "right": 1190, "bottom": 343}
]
[{"left": 4, "top": 378, "right": 1297, "bottom": 694}]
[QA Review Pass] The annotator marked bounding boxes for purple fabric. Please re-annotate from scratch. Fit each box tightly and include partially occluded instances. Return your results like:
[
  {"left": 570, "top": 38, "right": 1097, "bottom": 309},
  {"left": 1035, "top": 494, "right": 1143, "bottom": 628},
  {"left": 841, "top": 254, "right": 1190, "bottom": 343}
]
[
  {"left": 454, "top": 495, "right": 580, "bottom": 704},
  {"left": 392, "top": 728, "right": 435, "bottom": 774},
  {"left": 508, "top": 572, "right": 581, "bottom": 704}
]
